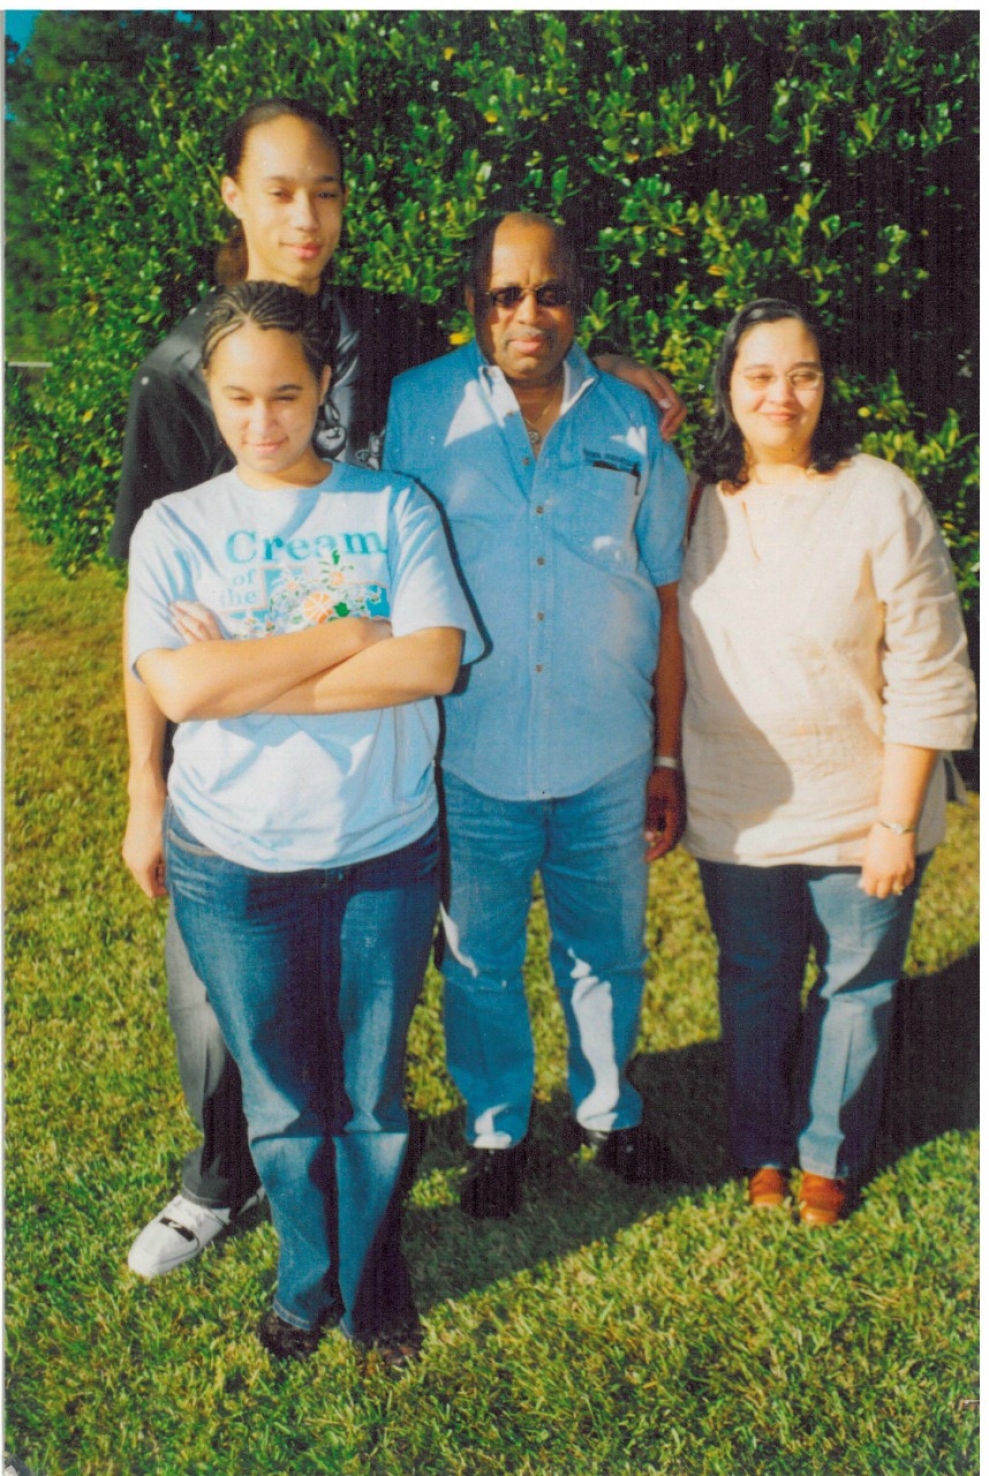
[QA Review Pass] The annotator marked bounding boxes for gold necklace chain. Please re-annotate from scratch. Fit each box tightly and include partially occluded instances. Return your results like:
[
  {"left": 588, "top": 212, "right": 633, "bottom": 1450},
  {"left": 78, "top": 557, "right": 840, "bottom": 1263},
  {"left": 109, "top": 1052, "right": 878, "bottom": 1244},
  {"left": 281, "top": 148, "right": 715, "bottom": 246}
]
[
  {"left": 522, "top": 395, "right": 560, "bottom": 445},
  {"left": 519, "top": 386, "right": 561, "bottom": 451}
]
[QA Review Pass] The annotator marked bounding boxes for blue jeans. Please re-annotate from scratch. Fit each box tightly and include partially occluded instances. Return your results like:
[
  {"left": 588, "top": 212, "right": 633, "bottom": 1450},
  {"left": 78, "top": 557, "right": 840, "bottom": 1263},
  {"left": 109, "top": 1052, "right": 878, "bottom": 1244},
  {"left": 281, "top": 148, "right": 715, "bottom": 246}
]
[
  {"left": 698, "top": 858, "right": 927, "bottom": 1181},
  {"left": 165, "top": 807, "right": 439, "bottom": 1336},
  {"left": 441, "top": 754, "right": 652, "bottom": 1148}
]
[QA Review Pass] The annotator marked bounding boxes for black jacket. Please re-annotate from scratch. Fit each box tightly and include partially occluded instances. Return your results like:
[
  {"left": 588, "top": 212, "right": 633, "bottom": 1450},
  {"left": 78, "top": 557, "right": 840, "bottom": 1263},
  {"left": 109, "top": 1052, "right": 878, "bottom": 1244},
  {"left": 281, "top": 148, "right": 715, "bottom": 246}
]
[{"left": 109, "top": 283, "right": 447, "bottom": 559}]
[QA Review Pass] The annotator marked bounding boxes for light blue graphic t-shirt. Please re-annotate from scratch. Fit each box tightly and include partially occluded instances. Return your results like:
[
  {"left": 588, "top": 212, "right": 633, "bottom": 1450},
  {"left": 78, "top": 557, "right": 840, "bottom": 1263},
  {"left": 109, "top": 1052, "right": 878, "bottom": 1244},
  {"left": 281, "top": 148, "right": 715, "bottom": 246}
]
[{"left": 128, "top": 465, "right": 478, "bottom": 870}]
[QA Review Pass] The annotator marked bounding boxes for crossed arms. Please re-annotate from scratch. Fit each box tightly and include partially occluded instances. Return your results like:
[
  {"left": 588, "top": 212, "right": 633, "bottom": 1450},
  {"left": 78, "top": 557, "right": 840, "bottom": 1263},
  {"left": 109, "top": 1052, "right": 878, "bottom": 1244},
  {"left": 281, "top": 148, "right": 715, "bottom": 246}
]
[{"left": 123, "top": 605, "right": 463, "bottom": 897}]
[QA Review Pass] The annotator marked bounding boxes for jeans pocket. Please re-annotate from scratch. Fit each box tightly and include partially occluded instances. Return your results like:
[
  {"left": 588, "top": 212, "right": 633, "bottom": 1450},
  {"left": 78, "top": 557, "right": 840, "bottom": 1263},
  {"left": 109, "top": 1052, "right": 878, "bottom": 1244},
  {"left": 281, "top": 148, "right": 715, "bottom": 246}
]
[
  {"left": 164, "top": 806, "right": 254, "bottom": 931},
  {"left": 164, "top": 803, "right": 220, "bottom": 859}
]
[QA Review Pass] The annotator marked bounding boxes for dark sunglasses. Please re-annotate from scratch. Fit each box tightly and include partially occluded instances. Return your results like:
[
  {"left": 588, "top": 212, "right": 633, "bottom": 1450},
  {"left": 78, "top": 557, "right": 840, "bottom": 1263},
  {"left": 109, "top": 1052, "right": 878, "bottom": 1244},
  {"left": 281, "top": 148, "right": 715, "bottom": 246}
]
[{"left": 484, "top": 282, "right": 573, "bottom": 311}]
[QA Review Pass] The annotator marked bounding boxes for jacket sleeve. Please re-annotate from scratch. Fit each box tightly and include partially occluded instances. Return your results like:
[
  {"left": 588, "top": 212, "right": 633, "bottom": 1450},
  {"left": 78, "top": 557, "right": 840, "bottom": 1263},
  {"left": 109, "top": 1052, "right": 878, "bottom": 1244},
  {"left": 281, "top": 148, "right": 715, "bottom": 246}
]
[
  {"left": 108, "top": 362, "right": 219, "bottom": 561},
  {"left": 334, "top": 289, "right": 448, "bottom": 466},
  {"left": 381, "top": 378, "right": 406, "bottom": 476}
]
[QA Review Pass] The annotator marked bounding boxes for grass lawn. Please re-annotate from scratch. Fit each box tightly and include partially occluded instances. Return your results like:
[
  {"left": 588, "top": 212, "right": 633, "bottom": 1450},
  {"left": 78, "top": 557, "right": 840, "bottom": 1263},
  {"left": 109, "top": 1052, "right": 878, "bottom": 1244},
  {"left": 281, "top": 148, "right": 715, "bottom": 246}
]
[{"left": 4, "top": 506, "right": 979, "bottom": 1476}]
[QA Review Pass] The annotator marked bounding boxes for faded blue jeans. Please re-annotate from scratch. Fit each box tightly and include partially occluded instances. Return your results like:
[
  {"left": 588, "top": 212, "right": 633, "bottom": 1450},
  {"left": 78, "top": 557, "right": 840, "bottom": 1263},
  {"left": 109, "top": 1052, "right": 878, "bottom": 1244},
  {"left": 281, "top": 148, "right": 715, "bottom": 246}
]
[
  {"left": 698, "top": 857, "right": 928, "bottom": 1181},
  {"left": 165, "top": 805, "right": 439, "bottom": 1336},
  {"left": 441, "top": 753, "right": 652, "bottom": 1148}
]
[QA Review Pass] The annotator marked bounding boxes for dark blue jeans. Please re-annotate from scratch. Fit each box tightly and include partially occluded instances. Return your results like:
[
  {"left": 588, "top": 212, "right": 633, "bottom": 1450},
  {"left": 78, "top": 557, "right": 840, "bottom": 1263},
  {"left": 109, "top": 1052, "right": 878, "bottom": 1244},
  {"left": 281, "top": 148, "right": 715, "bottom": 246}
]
[
  {"left": 699, "top": 857, "right": 927, "bottom": 1181},
  {"left": 165, "top": 806, "right": 439, "bottom": 1335}
]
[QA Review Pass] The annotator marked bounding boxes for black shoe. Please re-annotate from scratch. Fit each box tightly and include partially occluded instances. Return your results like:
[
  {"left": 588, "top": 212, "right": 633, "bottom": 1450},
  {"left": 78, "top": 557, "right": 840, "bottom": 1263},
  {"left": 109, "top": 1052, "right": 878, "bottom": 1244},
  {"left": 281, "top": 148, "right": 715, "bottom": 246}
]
[
  {"left": 460, "top": 1140, "right": 528, "bottom": 1219},
  {"left": 358, "top": 1317, "right": 425, "bottom": 1375},
  {"left": 591, "top": 1125, "right": 682, "bottom": 1187},
  {"left": 257, "top": 1308, "right": 324, "bottom": 1362}
]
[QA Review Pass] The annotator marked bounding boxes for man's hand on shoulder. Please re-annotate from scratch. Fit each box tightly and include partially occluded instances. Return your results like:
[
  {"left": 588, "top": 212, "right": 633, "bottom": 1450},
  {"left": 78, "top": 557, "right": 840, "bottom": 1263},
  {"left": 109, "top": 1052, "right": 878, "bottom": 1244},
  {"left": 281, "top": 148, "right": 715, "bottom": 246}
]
[{"left": 593, "top": 353, "right": 687, "bottom": 441}]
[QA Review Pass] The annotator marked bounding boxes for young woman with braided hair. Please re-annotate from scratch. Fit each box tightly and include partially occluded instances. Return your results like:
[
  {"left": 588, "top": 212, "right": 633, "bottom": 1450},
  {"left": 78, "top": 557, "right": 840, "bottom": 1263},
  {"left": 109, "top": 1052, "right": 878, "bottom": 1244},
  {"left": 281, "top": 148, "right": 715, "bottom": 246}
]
[{"left": 126, "top": 279, "right": 479, "bottom": 1365}]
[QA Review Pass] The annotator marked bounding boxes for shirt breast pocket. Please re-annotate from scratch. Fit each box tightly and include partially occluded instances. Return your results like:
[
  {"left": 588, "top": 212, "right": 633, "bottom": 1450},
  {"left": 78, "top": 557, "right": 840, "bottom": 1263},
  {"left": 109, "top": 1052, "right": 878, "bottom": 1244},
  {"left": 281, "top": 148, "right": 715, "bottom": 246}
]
[{"left": 565, "top": 458, "right": 643, "bottom": 571}]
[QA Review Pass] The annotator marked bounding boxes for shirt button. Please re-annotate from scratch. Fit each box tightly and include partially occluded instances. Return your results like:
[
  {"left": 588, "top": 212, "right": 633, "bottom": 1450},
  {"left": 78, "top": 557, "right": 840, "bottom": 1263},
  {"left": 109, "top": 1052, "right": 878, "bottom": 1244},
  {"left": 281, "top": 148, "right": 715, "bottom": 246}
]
[
  {"left": 535, "top": 505, "right": 544, "bottom": 515},
  {"left": 535, "top": 664, "right": 543, "bottom": 673},
  {"left": 537, "top": 612, "right": 545, "bottom": 621},
  {"left": 536, "top": 557, "right": 545, "bottom": 566},
  {"left": 523, "top": 456, "right": 532, "bottom": 467}
]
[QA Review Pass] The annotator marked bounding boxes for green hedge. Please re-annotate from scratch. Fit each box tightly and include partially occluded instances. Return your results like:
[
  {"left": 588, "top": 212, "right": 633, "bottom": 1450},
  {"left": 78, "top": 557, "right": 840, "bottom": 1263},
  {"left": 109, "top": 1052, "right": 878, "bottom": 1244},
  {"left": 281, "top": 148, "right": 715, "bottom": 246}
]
[{"left": 5, "top": 10, "right": 978, "bottom": 605}]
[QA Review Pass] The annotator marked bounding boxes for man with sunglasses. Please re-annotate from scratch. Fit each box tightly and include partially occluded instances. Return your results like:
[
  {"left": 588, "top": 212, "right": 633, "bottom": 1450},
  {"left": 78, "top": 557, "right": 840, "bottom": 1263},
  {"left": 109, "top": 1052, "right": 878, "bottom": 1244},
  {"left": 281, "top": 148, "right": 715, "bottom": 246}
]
[{"left": 385, "top": 212, "right": 689, "bottom": 1219}]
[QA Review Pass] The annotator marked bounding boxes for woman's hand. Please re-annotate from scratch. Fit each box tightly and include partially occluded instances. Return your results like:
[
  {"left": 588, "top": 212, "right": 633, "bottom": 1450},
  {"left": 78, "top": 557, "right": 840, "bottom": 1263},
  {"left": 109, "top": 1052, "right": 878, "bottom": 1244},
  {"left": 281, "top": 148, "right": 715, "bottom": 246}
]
[
  {"left": 858, "top": 823, "right": 917, "bottom": 899},
  {"left": 170, "top": 601, "right": 393, "bottom": 650},
  {"left": 122, "top": 781, "right": 168, "bottom": 899},
  {"left": 172, "top": 600, "right": 224, "bottom": 644}
]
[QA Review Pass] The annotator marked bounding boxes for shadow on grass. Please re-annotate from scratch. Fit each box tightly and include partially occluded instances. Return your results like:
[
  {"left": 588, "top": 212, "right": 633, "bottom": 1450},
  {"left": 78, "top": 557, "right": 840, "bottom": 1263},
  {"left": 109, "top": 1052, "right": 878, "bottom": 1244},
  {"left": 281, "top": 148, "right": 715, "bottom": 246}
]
[
  {"left": 875, "top": 944, "right": 979, "bottom": 1167},
  {"left": 405, "top": 945, "right": 979, "bottom": 1310}
]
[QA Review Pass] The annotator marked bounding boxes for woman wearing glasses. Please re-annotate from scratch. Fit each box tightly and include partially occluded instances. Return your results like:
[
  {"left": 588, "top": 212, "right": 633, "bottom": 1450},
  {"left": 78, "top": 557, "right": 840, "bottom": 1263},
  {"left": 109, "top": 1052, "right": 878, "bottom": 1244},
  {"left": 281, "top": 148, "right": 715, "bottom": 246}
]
[{"left": 679, "top": 299, "right": 975, "bottom": 1224}]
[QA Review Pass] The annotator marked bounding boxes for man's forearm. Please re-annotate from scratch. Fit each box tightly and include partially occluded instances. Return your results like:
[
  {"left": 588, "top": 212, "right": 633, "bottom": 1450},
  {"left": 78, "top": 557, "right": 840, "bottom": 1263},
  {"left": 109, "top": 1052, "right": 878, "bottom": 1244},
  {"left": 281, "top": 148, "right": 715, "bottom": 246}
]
[
  {"left": 653, "top": 582, "right": 684, "bottom": 759},
  {"left": 644, "top": 582, "right": 686, "bottom": 861},
  {"left": 261, "top": 628, "right": 465, "bottom": 715}
]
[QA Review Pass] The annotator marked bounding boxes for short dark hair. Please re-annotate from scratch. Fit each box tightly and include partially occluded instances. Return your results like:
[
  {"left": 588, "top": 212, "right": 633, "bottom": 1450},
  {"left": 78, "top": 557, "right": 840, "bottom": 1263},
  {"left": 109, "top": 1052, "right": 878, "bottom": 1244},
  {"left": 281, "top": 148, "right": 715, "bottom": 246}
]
[
  {"left": 467, "top": 211, "right": 582, "bottom": 305},
  {"left": 693, "top": 297, "right": 856, "bottom": 487},
  {"left": 216, "top": 98, "right": 345, "bottom": 286},
  {"left": 202, "top": 280, "right": 334, "bottom": 382}
]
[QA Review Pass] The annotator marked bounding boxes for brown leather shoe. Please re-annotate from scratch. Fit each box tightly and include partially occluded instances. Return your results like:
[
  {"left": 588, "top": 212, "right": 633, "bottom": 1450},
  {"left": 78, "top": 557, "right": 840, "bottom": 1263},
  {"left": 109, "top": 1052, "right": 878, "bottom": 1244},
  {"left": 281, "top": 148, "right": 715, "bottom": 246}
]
[
  {"left": 798, "top": 1173, "right": 848, "bottom": 1225},
  {"left": 747, "top": 1166, "right": 788, "bottom": 1209}
]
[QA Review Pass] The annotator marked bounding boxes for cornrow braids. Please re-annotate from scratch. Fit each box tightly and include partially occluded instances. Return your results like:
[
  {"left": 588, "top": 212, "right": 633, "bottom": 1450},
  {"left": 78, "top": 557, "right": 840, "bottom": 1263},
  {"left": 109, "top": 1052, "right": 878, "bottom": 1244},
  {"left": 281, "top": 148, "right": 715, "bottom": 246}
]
[{"left": 202, "top": 281, "right": 335, "bottom": 382}]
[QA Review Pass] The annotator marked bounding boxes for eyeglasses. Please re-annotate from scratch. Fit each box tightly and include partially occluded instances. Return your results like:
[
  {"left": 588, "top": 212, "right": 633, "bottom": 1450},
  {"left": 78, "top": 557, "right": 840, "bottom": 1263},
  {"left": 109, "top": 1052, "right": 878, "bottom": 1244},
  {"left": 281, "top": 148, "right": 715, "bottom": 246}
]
[
  {"left": 483, "top": 282, "right": 573, "bottom": 311},
  {"left": 736, "top": 368, "right": 824, "bottom": 391}
]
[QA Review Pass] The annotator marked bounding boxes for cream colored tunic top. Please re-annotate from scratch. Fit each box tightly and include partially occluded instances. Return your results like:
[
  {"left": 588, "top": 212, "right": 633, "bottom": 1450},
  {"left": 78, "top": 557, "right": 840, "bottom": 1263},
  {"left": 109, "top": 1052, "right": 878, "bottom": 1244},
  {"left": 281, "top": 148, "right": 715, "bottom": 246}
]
[{"left": 680, "top": 454, "right": 976, "bottom": 866}]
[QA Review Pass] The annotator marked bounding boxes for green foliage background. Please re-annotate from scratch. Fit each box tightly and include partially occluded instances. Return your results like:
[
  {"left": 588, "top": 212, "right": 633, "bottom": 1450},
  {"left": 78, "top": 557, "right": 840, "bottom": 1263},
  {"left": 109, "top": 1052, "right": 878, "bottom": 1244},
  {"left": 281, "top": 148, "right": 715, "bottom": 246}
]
[
  {"left": 4, "top": 10, "right": 979, "bottom": 605},
  {"left": 4, "top": 9, "right": 217, "bottom": 356}
]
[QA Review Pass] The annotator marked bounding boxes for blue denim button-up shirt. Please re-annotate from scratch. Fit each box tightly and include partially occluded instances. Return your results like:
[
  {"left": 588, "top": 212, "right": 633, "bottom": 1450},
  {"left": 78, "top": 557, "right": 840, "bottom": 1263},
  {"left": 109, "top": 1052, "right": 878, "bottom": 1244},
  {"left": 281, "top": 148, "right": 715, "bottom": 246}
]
[{"left": 384, "top": 340, "right": 688, "bottom": 801}]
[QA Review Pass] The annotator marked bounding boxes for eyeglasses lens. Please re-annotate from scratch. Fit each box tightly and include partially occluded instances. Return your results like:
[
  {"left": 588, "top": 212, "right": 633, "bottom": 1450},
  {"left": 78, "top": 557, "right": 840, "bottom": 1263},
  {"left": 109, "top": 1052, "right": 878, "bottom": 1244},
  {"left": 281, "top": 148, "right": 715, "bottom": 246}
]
[
  {"left": 488, "top": 283, "right": 571, "bottom": 310},
  {"left": 740, "top": 370, "right": 823, "bottom": 390}
]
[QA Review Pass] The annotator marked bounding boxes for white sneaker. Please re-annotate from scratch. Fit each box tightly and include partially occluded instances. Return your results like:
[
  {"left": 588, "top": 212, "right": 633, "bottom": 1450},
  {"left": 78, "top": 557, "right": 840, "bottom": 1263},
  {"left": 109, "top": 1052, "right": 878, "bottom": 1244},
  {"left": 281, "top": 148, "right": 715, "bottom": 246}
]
[{"left": 127, "top": 1190, "right": 265, "bottom": 1278}]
